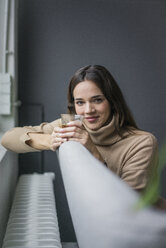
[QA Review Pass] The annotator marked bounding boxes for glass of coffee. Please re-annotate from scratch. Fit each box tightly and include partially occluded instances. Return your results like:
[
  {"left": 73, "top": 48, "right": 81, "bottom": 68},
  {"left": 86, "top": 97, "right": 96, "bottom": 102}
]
[{"left": 60, "top": 114, "right": 84, "bottom": 128}]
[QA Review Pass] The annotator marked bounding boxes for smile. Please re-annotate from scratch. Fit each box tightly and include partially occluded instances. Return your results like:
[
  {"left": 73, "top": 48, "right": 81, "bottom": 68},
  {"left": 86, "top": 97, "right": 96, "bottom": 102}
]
[{"left": 85, "top": 116, "right": 99, "bottom": 123}]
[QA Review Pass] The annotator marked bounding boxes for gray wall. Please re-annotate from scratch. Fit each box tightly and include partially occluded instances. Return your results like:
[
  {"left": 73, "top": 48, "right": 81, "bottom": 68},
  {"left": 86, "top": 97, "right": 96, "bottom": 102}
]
[{"left": 18, "top": 0, "right": 166, "bottom": 242}]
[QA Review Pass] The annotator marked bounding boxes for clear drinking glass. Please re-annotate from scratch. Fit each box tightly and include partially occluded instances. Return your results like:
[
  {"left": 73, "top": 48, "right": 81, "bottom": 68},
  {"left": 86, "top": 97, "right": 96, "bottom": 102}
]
[{"left": 60, "top": 114, "right": 83, "bottom": 127}]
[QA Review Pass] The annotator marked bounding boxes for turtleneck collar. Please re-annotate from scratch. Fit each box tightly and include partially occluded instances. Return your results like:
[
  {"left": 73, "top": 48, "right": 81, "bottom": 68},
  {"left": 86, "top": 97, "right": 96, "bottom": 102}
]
[{"left": 84, "top": 116, "right": 122, "bottom": 146}]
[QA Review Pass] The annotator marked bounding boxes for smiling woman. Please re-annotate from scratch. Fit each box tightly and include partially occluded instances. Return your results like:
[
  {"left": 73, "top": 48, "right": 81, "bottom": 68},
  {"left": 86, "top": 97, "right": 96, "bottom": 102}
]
[
  {"left": 1, "top": 65, "right": 164, "bottom": 209},
  {"left": 67, "top": 65, "right": 138, "bottom": 135}
]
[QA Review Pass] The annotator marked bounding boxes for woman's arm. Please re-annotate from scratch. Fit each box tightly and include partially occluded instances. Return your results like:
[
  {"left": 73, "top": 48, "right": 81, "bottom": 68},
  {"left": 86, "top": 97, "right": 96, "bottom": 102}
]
[
  {"left": 27, "top": 132, "right": 67, "bottom": 151},
  {"left": 26, "top": 133, "right": 52, "bottom": 150},
  {"left": 121, "top": 134, "right": 158, "bottom": 191},
  {"left": 1, "top": 119, "right": 62, "bottom": 153}
]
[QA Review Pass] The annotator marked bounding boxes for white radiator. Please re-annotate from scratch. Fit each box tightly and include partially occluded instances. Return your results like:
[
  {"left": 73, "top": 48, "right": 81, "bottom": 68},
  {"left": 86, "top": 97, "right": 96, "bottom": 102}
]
[{"left": 2, "top": 173, "right": 62, "bottom": 248}]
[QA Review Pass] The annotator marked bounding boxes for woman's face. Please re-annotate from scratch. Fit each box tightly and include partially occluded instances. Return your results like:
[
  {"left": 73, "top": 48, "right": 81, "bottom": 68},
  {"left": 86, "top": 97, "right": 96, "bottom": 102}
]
[{"left": 73, "top": 80, "right": 111, "bottom": 130}]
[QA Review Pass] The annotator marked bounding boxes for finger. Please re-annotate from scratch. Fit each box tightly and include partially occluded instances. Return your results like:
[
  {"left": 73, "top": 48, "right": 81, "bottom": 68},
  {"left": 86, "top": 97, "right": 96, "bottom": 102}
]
[
  {"left": 53, "top": 126, "right": 63, "bottom": 133},
  {"left": 50, "top": 142, "right": 62, "bottom": 151},
  {"left": 51, "top": 137, "right": 67, "bottom": 142},
  {"left": 51, "top": 137, "right": 68, "bottom": 151},
  {"left": 52, "top": 130, "right": 66, "bottom": 137},
  {"left": 59, "top": 131, "right": 81, "bottom": 139},
  {"left": 58, "top": 126, "right": 84, "bottom": 135},
  {"left": 51, "top": 132, "right": 61, "bottom": 138}
]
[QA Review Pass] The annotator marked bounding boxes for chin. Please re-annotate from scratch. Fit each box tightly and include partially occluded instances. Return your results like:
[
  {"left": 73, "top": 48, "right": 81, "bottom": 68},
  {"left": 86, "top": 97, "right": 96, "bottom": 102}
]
[{"left": 85, "top": 123, "right": 101, "bottom": 131}]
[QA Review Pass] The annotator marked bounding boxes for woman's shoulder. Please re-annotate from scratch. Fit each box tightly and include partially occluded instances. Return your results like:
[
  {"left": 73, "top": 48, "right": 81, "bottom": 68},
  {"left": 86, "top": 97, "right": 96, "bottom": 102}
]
[
  {"left": 123, "top": 128, "right": 158, "bottom": 149},
  {"left": 132, "top": 129, "right": 157, "bottom": 141}
]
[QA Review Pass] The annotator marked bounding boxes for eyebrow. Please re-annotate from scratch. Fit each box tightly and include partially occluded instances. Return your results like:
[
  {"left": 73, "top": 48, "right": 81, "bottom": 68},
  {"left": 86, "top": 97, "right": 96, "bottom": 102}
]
[{"left": 74, "top": 94, "right": 104, "bottom": 101}]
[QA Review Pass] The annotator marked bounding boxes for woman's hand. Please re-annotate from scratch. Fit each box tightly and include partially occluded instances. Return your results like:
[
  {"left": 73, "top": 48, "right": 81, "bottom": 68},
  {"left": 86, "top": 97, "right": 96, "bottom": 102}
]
[
  {"left": 50, "top": 129, "right": 68, "bottom": 151},
  {"left": 51, "top": 121, "right": 105, "bottom": 163},
  {"left": 50, "top": 121, "right": 87, "bottom": 151}
]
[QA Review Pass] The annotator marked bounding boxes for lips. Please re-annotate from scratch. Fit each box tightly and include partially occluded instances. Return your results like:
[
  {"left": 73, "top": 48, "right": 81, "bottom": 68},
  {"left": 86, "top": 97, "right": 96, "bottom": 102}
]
[{"left": 85, "top": 116, "right": 99, "bottom": 123}]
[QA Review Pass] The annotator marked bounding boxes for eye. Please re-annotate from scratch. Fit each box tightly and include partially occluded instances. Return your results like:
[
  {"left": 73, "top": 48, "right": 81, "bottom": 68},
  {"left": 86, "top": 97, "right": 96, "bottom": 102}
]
[
  {"left": 93, "top": 98, "right": 104, "bottom": 103},
  {"left": 75, "top": 101, "right": 84, "bottom": 106}
]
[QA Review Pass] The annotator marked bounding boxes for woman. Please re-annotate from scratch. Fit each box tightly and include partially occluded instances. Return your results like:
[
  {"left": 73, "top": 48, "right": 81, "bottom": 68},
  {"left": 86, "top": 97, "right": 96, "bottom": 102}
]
[{"left": 1, "top": 65, "right": 158, "bottom": 192}]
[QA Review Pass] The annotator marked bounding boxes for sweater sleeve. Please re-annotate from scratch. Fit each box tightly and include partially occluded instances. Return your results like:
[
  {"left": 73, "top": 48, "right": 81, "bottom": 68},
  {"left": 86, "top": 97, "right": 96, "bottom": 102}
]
[
  {"left": 121, "top": 134, "right": 159, "bottom": 190},
  {"left": 0, "top": 119, "right": 61, "bottom": 153}
]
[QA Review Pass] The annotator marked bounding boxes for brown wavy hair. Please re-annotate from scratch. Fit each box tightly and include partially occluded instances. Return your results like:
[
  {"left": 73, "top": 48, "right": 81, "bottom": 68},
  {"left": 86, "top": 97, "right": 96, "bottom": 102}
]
[{"left": 67, "top": 65, "right": 138, "bottom": 136}]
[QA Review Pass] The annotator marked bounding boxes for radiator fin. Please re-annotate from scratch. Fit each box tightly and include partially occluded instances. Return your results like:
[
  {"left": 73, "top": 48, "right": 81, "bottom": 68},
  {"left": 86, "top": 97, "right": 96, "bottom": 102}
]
[{"left": 2, "top": 173, "right": 62, "bottom": 248}]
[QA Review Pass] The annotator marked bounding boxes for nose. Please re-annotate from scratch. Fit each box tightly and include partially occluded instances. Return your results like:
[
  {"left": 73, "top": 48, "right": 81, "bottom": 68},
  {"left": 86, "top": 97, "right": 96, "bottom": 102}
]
[{"left": 85, "top": 102, "right": 95, "bottom": 114}]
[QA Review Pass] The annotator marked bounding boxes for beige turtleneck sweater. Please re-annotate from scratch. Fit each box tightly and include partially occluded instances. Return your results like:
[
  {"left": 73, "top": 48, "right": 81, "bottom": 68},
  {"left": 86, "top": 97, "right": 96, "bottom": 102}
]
[{"left": 1, "top": 117, "right": 158, "bottom": 190}]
